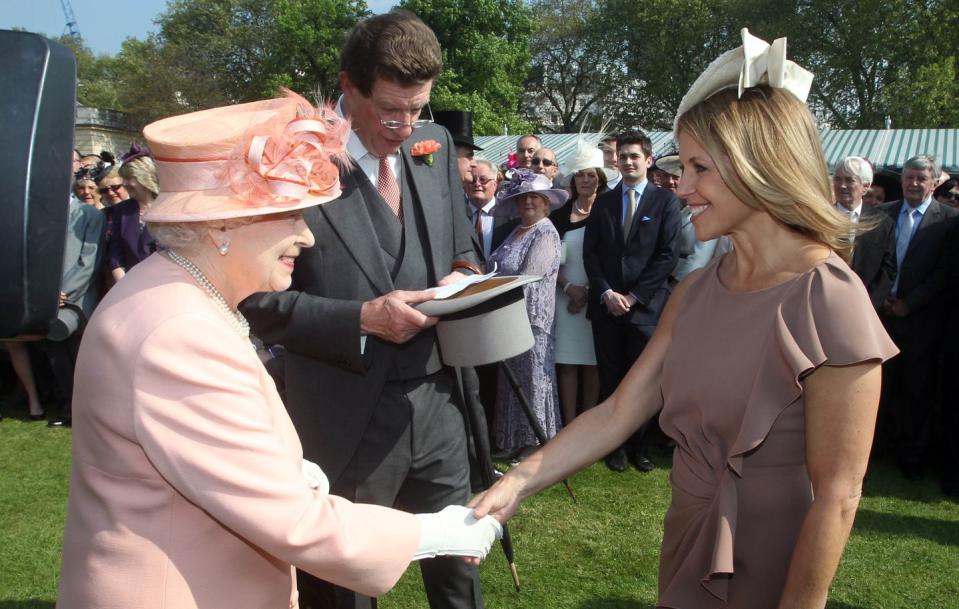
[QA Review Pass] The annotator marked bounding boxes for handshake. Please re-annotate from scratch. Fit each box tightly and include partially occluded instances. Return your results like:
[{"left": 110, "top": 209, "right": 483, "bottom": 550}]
[
  {"left": 414, "top": 505, "right": 503, "bottom": 561},
  {"left": 301, "top": 460, "right": 501, "bottom": 561}
]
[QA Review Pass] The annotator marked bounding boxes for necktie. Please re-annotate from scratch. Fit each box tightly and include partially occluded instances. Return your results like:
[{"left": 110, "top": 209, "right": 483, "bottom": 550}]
[
  {"left": 623, "top": 188, "right": 637, "bottom": 233},
  {"left": 896, "top": 208, "right": 918, "bottom": 267},
  {"left": 378, "top": 156, "right": 402, "bottom": 221},
  {"left": 474, "top": 209, "right": 484, "bottom": 241}
]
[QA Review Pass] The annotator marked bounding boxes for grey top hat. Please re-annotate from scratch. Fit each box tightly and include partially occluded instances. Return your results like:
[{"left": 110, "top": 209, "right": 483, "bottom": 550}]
[
  {"left": 492, "top": 169, "right": 569, "bottom": 217},
  {"left": 416, "top": 275, "right": 542, "bottom": 367}
]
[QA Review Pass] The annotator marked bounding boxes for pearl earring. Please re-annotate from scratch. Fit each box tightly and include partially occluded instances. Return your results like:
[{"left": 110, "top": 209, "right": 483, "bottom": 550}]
[{"left": 218, "top": 241, "right": 230, "bottom": 256}]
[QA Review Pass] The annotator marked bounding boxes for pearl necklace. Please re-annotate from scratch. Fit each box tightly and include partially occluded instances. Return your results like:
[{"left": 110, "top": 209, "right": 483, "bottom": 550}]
[{"left": 166, "top": 250, "right": 251, "bottom": 339}]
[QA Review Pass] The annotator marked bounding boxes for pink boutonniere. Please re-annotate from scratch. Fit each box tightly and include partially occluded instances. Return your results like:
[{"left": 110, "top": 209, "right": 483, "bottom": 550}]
[
  {"left": 506, "top": 151, "right": 518, "bottom": 169},
  {"left": 411, "top": 139, "right": 442, "bottom": 166}
]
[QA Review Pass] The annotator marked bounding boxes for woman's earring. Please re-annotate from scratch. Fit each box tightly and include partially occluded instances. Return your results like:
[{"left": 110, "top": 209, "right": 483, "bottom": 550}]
[{"left": 218, "top": 241, "right": 230, "bottom": 256}]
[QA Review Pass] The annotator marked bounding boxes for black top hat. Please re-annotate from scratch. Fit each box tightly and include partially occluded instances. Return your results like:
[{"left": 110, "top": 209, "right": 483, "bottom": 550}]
[{"left": 433, "top": 110, "right": 483, "bottom": 151}]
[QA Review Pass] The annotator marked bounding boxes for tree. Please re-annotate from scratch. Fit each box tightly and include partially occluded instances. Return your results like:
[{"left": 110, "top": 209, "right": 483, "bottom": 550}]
[
  {"left": 781, "top": 0, "right": 959, "bottom": 128},
  {"left": 599, "top": 0, "right": 746, "bottom": 131},
  {"left": 54, "top": 35, "right": 123, "bottom": 112},
  {"left": 398, "top": 0, "right": 536, "bottom": 135},
  {"left": 262, "top": 0, "right": 370, "bottom": 97},
  {"left": 523, "top": 0, "right": 621, "bottom": 133},
  {"left": 103, "top": 0, "right": 370, "bottom": 129}
]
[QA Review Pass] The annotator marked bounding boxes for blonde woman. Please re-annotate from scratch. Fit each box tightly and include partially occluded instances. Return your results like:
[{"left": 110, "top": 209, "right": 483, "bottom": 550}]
[
  {"left": 471, "top": 29, "right": 897, "bottom": 609},
  {"left": 108, "top": 153, "right": 159, "bottom": 281}
]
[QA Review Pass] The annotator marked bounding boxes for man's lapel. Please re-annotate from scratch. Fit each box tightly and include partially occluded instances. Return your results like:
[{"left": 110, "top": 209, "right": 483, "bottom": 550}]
[
  {"left": 318, "top": 161, "right": 394, "bottom": 295},
  {"left": 625, "top": 183, "right": 656, "bottom": 242},
  {"left": 400, "top": 134, "right": 445, "bottom": 276},
  {"left": 905, "top": 199, "right": 942, "bottom": 258}
]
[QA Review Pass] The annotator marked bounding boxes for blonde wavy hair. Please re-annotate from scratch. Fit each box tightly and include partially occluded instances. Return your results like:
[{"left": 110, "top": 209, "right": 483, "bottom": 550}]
[
  {"left": 119, "top": 156, "right": 160, "bottom": 198},
  {"left": 675, "top": 85, "right": 859, "bottom": 262}
]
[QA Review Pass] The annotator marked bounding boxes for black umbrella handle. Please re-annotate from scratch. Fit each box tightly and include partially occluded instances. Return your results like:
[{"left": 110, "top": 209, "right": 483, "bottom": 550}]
[{"left": 454, "top": 367, "right": 520, "bottom": 591}]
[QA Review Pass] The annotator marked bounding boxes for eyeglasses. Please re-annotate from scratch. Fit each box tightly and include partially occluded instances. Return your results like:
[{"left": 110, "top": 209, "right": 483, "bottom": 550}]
[
  {"left": 379, "top": 104, "right": 434, "bottom": 130},
  {"left": 471, "top": 176, "right": 496, "bottom": 186},
  {"left": 941, "top": 191, "right": 959, "bottom": 201},
  {"left": 98, "top": 184, "right": 125, "bottom": 194},
  {"left": 531, "top": 158, "right": 555, "bottom": 167}
]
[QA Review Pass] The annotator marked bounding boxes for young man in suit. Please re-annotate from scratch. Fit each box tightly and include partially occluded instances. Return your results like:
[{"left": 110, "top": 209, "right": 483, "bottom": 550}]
[
  {"left": 241, "top": 12, "right": 486, "bottom": 609},
  {"left": 832, "top": 156, "right": 897, "bottom": 309},
  {"left": 878, "top": 154, "right": 959, "bottom": 481},
  {"left": 582, "top": 130, "right": 682, "bottom": 473}
]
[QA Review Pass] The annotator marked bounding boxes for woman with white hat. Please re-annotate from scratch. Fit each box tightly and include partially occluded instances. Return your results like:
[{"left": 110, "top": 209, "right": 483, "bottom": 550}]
[
  {"left": 471, "top": 29, "right": 897, "bottom": 608},
  {"left": 488, "top": 169, "right": 567, "bottom": 460},
  {"left": 549, "top": 139, "right": 615, "bottom": 425},
  {"left": 56, "top": 93, "right": 501, "bottom": 609}
]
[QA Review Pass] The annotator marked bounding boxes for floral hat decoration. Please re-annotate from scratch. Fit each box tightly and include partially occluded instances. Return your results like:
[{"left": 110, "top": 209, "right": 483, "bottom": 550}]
[
  {"left": 673, "top": 28, "right": 814, "bottom": 133},
  {"left": 492, "top": 168, "right": 569, "bottom": 217},
  {"left": 142, "top": 89, "right": 350, "bottom": 223}
]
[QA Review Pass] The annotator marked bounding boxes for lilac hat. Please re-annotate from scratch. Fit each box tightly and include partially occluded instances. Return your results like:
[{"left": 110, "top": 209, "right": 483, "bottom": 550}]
[{"left": 492, "top": 169, "right": 569, "bottom": 217}]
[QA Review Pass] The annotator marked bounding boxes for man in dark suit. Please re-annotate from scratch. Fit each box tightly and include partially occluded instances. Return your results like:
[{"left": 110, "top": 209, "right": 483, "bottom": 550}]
[
  {"left": 582, "top": 130, "right": 681, "bottom": 473},
  {"left": 878, "top": 154, "right": 959, "bottom": 481},
  {"left": 241, "top": 12, "right": 485, "bottom": 609},
  {"left": 832, "top": 156, "right": 897, "bottom": 309},
  {"left": 467, "top": 158, "right": 515, "bottom": 260}
]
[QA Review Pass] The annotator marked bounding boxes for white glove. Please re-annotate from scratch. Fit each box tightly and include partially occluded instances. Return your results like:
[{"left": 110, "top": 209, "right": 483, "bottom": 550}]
[
  {"left": 413, "top": 505, "right": 503, "bottom": 561},
  {"left": 301, "top": 459, "right": 330, "bottom": 495}
]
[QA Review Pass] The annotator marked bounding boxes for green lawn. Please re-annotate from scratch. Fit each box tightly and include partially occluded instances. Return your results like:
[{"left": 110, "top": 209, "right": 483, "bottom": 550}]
[{"left": 2, "top": 409, "right": 957, "bottom": 609}]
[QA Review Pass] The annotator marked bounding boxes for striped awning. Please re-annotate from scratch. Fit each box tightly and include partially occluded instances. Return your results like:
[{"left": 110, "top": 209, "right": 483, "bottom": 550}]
[{"left": 474, "top": 129, "right": 959, "bottom": 174}]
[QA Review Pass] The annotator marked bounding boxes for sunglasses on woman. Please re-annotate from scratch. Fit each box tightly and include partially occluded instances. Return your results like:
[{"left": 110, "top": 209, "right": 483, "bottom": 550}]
[{"left": 99, "top": 184, "right": 125, "bottom": 194}]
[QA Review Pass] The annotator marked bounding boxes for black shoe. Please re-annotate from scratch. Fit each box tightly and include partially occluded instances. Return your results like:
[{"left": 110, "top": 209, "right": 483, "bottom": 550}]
[
  {"left": 631, "top": 452, "right": 655, "bottom": 472},
  {"left": 900, "top": 462, "right": 923, "bottom": 481},
  {"left": 605, "top": 448, "right": 629, "bottom": 473},
  {"left": 47, "top": 417, "right": 71, "bottom": 428}
]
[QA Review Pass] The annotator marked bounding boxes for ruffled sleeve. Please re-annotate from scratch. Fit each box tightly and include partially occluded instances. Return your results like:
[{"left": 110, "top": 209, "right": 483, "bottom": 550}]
[{"left": 728, "top": 254, "right": 898, "bottom": 461}]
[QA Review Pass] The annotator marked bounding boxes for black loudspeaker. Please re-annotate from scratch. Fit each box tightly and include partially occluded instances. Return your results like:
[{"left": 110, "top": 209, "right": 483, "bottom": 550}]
[{"left": 0, "top": 31, "right": 76, "bottom": 338}]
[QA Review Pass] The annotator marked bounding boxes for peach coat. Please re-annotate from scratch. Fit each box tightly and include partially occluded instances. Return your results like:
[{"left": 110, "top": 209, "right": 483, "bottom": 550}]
[{"left": 57, "top": 254, "right": 419, "bottom": 609}]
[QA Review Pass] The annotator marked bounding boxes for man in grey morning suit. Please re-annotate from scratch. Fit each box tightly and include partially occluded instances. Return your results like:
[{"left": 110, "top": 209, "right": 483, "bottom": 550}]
[{"left": 241, "top": 12, "right": 485, "bottom": 609}]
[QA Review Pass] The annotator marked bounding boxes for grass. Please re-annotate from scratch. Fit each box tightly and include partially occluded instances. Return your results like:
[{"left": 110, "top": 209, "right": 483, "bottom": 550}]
[{"left": 2, "top": 404, "right": 958, "bottom": 609}]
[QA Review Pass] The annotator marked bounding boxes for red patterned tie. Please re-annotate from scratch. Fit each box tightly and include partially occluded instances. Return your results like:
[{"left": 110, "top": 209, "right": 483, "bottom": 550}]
[{"left": 378, "top": 156, "right": 403, "bottom": 222}]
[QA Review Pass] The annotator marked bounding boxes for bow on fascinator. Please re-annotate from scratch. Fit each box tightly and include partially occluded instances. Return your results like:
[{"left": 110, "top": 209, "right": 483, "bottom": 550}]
[
  {"left": 673, "top": 28, "right": 814, "bottom": 131},
  {"left": 227, "top": 106, "right": 347, "bottom": 201}
]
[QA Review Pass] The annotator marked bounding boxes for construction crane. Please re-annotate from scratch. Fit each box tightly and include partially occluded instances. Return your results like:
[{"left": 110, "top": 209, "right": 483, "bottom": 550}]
[{"left": 60, "top": 0, "right": 81, "bottom": 39}]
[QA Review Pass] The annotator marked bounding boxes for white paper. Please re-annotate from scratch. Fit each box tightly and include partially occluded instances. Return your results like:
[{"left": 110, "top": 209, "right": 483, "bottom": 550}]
[{"left": 427, "top": 263, "right": 498, "bottom": 300}]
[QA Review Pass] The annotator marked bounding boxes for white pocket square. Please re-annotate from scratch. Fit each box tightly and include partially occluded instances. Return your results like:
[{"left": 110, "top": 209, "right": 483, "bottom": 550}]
[{"left": 640, "top": 216, "right": 653, "bottom": 222}]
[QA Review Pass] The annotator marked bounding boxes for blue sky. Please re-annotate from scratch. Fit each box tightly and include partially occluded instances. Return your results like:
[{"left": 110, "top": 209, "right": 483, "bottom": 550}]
[{"left": 1, "top": 0, "right": 396, "bottom": 56}]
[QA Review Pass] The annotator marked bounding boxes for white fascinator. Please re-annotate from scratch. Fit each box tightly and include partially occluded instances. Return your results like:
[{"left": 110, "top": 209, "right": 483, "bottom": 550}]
[{"left": 673, "top": 28, "right": 814, "bottom": 132}]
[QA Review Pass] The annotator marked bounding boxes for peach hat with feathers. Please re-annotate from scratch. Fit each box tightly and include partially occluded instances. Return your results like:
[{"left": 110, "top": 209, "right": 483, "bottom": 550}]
[{"left": 143, "top": 90, "right": 350, "bottom": 222}]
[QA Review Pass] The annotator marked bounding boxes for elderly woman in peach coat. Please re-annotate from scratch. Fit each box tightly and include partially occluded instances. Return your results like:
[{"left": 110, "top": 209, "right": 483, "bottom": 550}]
[{"left": 56, "top": 94, "right": 500, "bottom": 609}]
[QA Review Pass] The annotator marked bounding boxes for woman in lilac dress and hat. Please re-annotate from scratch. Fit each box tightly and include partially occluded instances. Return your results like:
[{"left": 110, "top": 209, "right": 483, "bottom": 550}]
[
  {"left": 472, "top": 30, "right": 898, "bottom": 608},
  {"left": 487, "top": 170, "right": 567, "bottom": 460}
]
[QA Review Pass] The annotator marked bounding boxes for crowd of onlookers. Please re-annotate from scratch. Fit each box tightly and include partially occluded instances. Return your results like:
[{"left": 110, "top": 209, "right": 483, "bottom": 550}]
[
  {"left": 2, "top": 120, "right": 958, "bottom": 499},
  {"left": 0, "top": 145, "right": 157, "bottom": 427},
  {"left": 453, "top": 122, "right": 959, "bottom": 498}
]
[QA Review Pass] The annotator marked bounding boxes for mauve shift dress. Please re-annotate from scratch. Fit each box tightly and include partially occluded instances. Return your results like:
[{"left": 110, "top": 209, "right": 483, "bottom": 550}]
[{"left": 657, "top": 252, "right": 898, "bottom": 609}]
